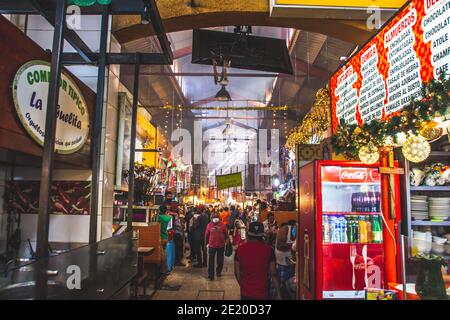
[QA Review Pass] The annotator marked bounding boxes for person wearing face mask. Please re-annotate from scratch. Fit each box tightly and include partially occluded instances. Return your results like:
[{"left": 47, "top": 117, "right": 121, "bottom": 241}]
[{"left": 205, "top": 212, "right": 229, "bottom": 280}]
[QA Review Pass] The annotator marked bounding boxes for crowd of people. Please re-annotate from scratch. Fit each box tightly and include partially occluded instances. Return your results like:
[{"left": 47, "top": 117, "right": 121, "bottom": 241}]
[{"left": 156, "top": 190, "right": 297, "bottom": 300}]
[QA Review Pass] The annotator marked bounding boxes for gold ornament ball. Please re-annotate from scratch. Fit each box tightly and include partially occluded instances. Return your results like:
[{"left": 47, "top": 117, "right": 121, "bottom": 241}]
[
  {"left": 402, "top": 135, "right": 431, "bottom": 163},
  {"left": 358, "top": 144, "right": 380, "bottom": 164}
]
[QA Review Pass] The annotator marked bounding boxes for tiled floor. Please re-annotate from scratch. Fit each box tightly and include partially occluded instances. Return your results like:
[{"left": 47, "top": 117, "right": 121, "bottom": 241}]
[{"left": 152, "top": 253, "right": 241, "bottom": 300}]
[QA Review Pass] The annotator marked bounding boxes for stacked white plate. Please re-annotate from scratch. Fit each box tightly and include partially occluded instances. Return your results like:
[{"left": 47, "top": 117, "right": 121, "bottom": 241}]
[
  {"left": 428, "top": 197, "right": 450, "bottom": 221},
  {"left": 411, "top": 195, "right": 428, "bottom": 220}
]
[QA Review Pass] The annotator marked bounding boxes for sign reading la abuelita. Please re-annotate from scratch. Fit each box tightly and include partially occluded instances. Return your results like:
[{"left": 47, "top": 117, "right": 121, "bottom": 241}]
[
  {"left": 330, "top": 0, "right": 450, "bottom": 130},
  {"left": 12, "top": 60, "right": 90, "bottom": 154}
]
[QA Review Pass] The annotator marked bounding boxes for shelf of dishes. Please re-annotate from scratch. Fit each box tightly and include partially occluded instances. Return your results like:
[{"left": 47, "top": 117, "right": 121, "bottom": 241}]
[
  {"left": 411, "top": 221, "right": 450, "bottom": 226},
  {"left": 409, "top": 162, "right": 450, "bottom": 188},
  {"left": 410, "top": 186, "right": 450, "bottom": 191},
  {"left": 411, "top": 231, "right": 450, "bottom": 256},
  {"left": 322, "top": 214, "right": 383, "bottom": 244},
  {"left": 410, "top": 195, "right": 450, "bottom": 222}
]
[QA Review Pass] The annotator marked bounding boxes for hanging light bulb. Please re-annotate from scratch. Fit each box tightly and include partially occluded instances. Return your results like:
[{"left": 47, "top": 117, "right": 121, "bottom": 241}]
[
  {"left": 224, "top": 140, "right": 233, "bottom": 153},
  {"left": 358, "top": 142, "right": 379, "bottom": 164},
  {"left": 402, "top": 134, "right": 431, "bottom": 163},
  {"left": 141, "top": 4, "right": 151, "bottom": 24}
]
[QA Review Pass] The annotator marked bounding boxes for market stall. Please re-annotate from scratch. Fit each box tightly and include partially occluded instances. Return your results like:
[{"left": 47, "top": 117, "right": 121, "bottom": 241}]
[{"left": 327, "top": 0, "right": 450, "bottom": 300}]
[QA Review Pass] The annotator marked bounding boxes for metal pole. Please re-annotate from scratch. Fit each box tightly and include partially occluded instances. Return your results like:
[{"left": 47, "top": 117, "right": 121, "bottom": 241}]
[
  {"left": 400, "top": 234, "right": 408, "bottom": 300},
  {"left": 127, "top": 53, "right": 140, "bottom": 231},
  {"left": 36, "top": 0, "right": 66, "bottom": 260},
  {"left": 89, "top": 4, "right": 109, "bottom": 244}
]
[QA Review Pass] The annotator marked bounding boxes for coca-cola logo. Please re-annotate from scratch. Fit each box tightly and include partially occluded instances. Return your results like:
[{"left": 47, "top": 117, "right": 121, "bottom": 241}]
[
  {"left": 369, "top": 169, "right": 380, "bottom": 182},
  {"left": 339, "top": 169, "right": 367, "bottom": 183}
]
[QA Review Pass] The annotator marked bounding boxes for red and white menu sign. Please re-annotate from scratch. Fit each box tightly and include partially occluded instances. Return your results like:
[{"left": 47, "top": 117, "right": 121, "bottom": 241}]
[
  {"left": 330, "top": 0, "right": 450, "bottom": 130},
  {"left": 322, "top": 166, "right": 381, "bottom": 184}
]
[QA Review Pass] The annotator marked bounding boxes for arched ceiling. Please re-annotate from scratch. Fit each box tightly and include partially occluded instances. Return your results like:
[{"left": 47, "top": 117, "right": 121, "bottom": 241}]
[{"left": 112, "top": 0, "right": 374, "bottom": 45}]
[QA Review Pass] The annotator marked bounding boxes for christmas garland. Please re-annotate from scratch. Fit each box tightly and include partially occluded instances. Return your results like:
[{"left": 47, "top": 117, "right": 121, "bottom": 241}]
[
  {"left": 331, "top": 73, "right": 450, "bottom": 160},
  {"left": 285, "top": 87, "right": 331, "bottom": 150}
]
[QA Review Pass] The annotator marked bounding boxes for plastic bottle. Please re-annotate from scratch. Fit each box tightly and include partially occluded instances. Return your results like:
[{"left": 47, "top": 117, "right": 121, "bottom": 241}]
[
  {"left": 353, "top": 216, "right": 360, "bottom": 243},
  {"left": 365, "top": 215, "right": 373, "bottom": 243},
  {"left": 330, "top": 217, "right": 337, "bottom": 243},
  {"left": 340, "top": 217, "right": 348, "bottom": 243},
  {"left": 372, "top": 215, "right": 383, "bottom": 243},
  {"left": 346, "top": 216, "right": 353, "bottom": 243},
  {"left": 359, "top": 216, "right": 367, "bottom": 243},
  {"left": 323, "top": 215, "right": 330, "bottom": 243}
]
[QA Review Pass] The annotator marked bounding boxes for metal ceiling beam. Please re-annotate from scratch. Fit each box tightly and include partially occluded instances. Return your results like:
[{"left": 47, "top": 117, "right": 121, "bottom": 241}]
[
  {"left": 0, "top": 0, "right": 146, "bottom": 14},
  {"left": 61, "top": 52, "right": 170, "bottom": 65},
  {"left": 139, "top": 72, "right": 325, "bottom": 78},
  {"left": 29, "top": 0, "right": 93, "bottom": 63},
  {"left": 145, "top": 0, "right": 173, "bottom": 64}
]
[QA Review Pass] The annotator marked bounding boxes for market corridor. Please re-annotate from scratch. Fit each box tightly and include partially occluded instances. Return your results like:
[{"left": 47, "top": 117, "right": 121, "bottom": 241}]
[{"left": 152, "top": 255, "right": 241, "bottom": 300}]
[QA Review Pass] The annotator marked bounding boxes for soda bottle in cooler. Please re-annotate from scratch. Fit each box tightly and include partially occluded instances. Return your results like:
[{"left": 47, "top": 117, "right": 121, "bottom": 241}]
[
  {"left": 322, "top": 215, "right": 330, "bottom": 243},
  {"left": 370, "top": 192, "right": 377, "bottom": 212},
  {"left": 353, "top": 215, "right": 360, "bottom": 243},
  {"left": 364, "top": 193, "right": 370, "bottom": 212},
  {"left": 339, "top": 217, "right": 348, "bottom": 243},
  {"left": 365, "top": 215, "right": 373, "bottom": 243},
  {"left": 372, "top": 215, "right": 383, "bottom": 243},
  {"left": 329, "top": 217, "right": 337, "bottom": 243},
  {"left": 359, "top": 216, "right": 367, "bottom": 243},
  {"left": 358, "top": 193, "right": 364, "bottom": 212},
  {"left": 375, "top": 192, "right": 381, "bottom": 212},
  {"left": 351, "top": 193, "right": 356, "bottom": 212},
  {"left": 352, "top": 193, "right": 358, "bottom": 212},
  {"left": 346, "top": 216, "right": 354, "bottom": 243}
]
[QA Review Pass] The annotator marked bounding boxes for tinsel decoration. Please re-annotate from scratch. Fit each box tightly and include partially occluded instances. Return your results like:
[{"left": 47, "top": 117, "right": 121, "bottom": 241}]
[
  {"left": 286, "top": 87, "right": 331, "bottom": 150},
  {"left": 332, "top": 73, "right": 450, "bottom": 160}
]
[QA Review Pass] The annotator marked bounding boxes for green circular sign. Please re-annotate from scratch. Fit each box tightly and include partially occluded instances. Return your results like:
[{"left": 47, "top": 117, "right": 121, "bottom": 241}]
[{"left": 12, "top": 60, "right": 90, "bottom": 154}]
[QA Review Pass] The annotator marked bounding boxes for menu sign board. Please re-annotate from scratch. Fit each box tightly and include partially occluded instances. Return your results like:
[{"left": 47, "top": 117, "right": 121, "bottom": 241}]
[{"left": 330, "top": 0, "right": 450, "bottom": 130}]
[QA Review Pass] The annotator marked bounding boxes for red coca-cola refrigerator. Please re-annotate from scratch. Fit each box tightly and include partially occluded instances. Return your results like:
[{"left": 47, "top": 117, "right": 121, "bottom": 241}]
[{"left": 298, "top": 160, "right": 401, "bottom": 300}]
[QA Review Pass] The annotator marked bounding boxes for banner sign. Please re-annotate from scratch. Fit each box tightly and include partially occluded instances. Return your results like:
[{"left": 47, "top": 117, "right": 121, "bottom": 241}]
[
  {"left": 12, "top": 60, "right": 90, "bottom": 154},
  {"left": 216, "top": 172, "right": 243, "bottom": 190},
  {"left": 270, "top": 0, "right": 404, "bottom": 18},
  {"left": 330, "top": 0, "right": 450, "bottom": 130},
  {"left": 321, "top": 166, "right": 381, "bottom": 184},
  {"left": 273, "top": 0, "right": 404, "bottom": 9}
]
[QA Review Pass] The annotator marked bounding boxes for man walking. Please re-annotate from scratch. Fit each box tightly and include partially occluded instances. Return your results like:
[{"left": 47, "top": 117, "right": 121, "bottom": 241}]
[
  {"left": 192, "top": 207, "right": 208, "bottom": 268},
  {"left": 205, "top": 212, "right": 228, "bottom": 280},
  {"left": 234, "top": 222, "right": 282, "bottom": 300}
]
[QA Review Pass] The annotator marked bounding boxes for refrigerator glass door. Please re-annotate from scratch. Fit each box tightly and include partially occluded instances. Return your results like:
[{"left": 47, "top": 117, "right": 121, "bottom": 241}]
[{"left": 320, "top": 165, "right": 385, "bottom": 299}]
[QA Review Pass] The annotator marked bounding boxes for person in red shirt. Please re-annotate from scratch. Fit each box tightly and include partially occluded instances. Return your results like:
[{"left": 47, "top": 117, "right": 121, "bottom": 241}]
[
  {"left": 234, "top": 222, "right": 282, "bottom": 300},
  {"left": 219, "top": 207, "right": 231, "bottom": 229},
  {"left": 205, "top": 212, "right": 229, "bottom": 280}
]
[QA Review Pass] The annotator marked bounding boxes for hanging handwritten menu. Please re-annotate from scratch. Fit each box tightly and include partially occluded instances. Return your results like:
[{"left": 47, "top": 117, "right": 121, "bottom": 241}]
[{"left": 330, "top": 0, "right": 450, "bottom": 130}]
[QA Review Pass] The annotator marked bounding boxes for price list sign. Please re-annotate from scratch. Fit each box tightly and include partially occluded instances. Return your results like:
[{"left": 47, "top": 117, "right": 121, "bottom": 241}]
[{"left": 330, "top": 0, "right": 450, "bottom": 130}]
